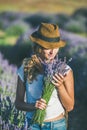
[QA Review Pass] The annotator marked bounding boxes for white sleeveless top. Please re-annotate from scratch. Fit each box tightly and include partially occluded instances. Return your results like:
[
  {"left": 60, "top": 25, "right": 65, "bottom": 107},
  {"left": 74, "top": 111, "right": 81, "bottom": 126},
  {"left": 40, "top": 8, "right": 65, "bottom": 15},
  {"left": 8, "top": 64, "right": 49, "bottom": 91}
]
[
  {"left": 44, "top": 65, "right": 71, "bottom": 120},
  {"left": 44, "top": 88, "right": 64, "bottom": 120}
]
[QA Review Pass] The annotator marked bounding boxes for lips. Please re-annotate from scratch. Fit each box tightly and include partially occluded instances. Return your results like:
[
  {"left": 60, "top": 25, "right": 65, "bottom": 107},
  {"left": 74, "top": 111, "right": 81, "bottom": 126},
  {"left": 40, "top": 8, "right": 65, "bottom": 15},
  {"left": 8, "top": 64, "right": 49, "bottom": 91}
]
[{"left": 48, "top": 54, "right": 53, "bottom": 57}]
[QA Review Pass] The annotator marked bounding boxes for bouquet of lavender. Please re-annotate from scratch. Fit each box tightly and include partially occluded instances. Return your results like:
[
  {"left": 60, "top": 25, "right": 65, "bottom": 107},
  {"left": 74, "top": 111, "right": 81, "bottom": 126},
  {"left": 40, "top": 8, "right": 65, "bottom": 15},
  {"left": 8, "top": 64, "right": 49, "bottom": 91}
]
[{"left": 32, "top": 57, "right": 72, "bottom": 125}]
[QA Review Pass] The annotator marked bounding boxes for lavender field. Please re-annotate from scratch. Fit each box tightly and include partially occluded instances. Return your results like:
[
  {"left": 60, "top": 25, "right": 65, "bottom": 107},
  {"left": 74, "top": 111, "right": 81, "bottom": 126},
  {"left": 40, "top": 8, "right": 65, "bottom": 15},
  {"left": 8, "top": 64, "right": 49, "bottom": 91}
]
[
  {"left": 0, "top": 52, "right": 25, "bottom": 130},
  {"left": 0, "top": 8, "right": 87, "bottom": 130}
]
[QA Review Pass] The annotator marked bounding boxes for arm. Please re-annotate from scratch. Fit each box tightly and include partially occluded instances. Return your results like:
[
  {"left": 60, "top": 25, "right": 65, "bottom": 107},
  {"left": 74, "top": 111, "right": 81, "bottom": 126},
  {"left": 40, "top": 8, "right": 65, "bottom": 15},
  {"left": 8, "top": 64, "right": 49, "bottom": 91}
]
[
  {"left": 15, "top": 76, "right": 46, "bottom": 111},
  {"left": 52, "top": 70, "right": 74, "bottom": 112},
  {"left": 15, "top": 76, "right": 36, "bottom": 111}
]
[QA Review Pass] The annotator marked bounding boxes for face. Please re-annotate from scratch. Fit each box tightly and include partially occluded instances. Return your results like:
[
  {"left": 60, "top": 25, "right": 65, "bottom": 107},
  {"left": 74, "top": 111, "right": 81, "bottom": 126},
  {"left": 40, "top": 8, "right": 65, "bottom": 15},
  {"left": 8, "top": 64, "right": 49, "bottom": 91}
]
[{"left": 41, "top": 48, "right": 59, "bottom": 62}]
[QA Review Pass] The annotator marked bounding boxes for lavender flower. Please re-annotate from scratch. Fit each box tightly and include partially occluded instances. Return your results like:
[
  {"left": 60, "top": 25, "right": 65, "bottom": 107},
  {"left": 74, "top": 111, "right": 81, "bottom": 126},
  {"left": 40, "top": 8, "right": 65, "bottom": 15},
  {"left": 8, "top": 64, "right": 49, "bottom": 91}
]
[
  {"left": 32, "top": 56, "right": 72, "bottom": 125},
  {"left": 0, "top": 52, "right": 25, "bottom": 129},
  {"left": 0, "top": 52, "right": 17, "bottom": 101}
]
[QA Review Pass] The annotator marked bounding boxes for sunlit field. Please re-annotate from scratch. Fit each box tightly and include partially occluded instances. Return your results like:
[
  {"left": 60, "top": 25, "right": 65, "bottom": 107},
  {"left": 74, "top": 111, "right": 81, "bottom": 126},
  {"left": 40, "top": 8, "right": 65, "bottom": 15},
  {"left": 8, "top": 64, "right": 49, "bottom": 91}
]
[
  {"left": 0, "top": 0, "right": 87, "bottom": 14},
  {"left": 0, "top": 0, "right": 87, "bottom": 129}
]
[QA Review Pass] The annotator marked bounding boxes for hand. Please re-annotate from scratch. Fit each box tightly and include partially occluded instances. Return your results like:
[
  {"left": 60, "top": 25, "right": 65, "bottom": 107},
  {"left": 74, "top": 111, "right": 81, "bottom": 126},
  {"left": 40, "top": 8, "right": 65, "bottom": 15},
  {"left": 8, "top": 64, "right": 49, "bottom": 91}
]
[
  {"left": 35, "top": 98, "right": 47, "bottom": 110},
  {"left": 52, "top": 73, "right": 65, "bottom": 89}
]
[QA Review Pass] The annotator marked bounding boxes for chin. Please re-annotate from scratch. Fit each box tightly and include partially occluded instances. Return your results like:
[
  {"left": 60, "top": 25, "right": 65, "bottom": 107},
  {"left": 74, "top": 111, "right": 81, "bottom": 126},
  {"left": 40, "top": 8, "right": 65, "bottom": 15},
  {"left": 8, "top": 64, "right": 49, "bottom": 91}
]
[
  {"left": 49, "top": 56, "right": 55, "bottom": 59},
  {"left": 45, "top": 55, "right": 55, "bottom": 61}
]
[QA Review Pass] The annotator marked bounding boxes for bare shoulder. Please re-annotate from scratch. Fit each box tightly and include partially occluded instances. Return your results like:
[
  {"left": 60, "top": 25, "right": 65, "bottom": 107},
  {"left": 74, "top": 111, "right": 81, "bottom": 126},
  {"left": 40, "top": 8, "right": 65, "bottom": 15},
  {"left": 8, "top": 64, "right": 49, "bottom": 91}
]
[{"left": 64, "top": 69, "right": 74, "bottom": 82}]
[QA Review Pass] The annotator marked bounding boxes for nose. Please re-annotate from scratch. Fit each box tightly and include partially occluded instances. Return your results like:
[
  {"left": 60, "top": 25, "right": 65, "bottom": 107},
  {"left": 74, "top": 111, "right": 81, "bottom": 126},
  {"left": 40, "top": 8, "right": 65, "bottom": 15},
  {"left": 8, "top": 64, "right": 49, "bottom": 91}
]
[{"left": 50, "top": 49, "right": 53, "bottom": 54}]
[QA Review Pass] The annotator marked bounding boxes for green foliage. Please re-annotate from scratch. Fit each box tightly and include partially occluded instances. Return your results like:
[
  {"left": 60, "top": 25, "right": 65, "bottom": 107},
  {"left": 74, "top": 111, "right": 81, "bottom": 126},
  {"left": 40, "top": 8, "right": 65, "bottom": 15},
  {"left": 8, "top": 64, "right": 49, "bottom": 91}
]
[
  {"left": 6, "top": 25, "right": 26, "bottom": 36},
  {"left": 0, "top": 31, "right": 6, "bottom": 39},
  {"left": 0, "top": 21, "right": 4, "bottom": 29},
  {"left": 0, "top": 86, "right": 3, "bottom": 94},
  {"left": 64, "top": 19, "right": 86, "bottom": 33},
  {"left": 0, "top": 38, "right": 6, "bottom": 45},
  {"left": 64, "top": 8, "right": 87, "bottom": 33}
]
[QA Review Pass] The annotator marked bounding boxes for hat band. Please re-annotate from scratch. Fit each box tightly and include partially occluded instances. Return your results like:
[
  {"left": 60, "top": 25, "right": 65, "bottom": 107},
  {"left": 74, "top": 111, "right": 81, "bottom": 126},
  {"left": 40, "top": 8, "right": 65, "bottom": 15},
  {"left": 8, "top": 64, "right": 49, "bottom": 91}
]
[{"left": 32, "top": 32, "right": 60, "bottom": 42}]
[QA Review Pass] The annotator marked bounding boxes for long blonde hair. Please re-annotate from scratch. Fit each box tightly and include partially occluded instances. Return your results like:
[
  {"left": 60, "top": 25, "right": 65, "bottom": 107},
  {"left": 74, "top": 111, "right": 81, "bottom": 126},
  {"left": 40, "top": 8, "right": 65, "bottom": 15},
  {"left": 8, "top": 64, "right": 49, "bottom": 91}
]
[
  {"left": 33, "top": 43, "right": 43, "bottom": 55},
  {"left": 23, "top": 43, "right": 43, "bottom": 83}
]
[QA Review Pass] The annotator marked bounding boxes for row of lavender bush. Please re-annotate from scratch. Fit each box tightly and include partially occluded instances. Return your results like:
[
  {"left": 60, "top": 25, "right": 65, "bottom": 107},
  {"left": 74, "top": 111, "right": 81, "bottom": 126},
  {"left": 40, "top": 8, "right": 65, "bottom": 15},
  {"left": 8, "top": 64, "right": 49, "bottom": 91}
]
[
  {"left": 0, "top": 8, "right": 87, "bottom": 37},
  {"left": 0, "top": 52, "right": 25, "bottom": 130},
  {"left": 0, "top": 46, "right": 87, "bottom": 130}
]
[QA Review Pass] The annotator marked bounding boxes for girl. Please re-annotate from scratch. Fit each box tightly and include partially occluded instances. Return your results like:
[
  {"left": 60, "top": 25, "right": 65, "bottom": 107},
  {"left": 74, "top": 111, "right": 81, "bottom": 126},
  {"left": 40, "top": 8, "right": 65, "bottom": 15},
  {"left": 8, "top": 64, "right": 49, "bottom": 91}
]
[{"left": 15, "top": 23, "right": 74, "bottom": 130}]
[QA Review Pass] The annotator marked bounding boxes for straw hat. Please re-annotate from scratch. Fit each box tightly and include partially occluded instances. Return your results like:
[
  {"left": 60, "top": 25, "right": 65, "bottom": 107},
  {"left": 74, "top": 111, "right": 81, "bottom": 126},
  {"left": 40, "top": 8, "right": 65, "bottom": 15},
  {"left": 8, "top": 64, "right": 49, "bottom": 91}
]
[{"left": 30, "top": 23, "right": 66, "bottom": 49}]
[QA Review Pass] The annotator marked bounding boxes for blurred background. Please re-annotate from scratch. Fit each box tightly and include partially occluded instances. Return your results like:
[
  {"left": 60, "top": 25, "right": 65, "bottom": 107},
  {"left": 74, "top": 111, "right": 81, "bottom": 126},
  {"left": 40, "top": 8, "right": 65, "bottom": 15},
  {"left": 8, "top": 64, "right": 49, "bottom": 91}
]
[{"left": 0, "top": 0, "right": 87, "bottom": 130}]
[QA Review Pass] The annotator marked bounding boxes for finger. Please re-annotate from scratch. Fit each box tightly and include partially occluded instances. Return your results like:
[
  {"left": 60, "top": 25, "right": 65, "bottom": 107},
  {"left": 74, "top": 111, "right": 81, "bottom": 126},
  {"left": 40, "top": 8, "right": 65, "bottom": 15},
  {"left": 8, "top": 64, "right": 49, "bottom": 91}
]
[
  {"left": 37, "top": 102, "right": 46, "bottom": 110},
  {"left": 35, "top": 100, "right": 39, "bottom": 108},
  {"left": 54, "top": 74, "right": 63, "bottom": 82},
  {"left": 37, "top": 100, "right": 46, "bottom": 107},
  {"left": 52, "top": 80, "right": 62, "bottom": 87},
  {"left": 39, "top": 101, "right": 46, "bottom": 106},
  {"left": 51, "top": 80, "right": 59, "bottom": 86},
  {"left": 39, "top": 103, "right": 46, "bottom": 108},
  {"left": 38, "top": 106, "right": 45, "bottom": 110},
  {"left": 55, "top": 74, "right": 61, "bottom": 80},
  {"left": 35, "top": 103, "right": 46, "bottom": 110},
  {"left": 40, "top": 98, "right": 46, "bottom": 103},
  {"left": 52, "top": 76, "right": 58, "bottom": 83},
  {"left": 58, "top": 73, "right": 64, "bottom": 79}
]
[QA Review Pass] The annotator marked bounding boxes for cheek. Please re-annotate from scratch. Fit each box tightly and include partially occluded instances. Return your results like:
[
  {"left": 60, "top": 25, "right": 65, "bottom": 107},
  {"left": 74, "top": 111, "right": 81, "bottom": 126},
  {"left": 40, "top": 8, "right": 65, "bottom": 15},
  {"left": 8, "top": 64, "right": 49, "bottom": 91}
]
[
  {"left": 43, "top": 50, "right": 50, "bottom": 55},
  {"left": 54, "top": 49, "right": 59, "bottom": 54}
]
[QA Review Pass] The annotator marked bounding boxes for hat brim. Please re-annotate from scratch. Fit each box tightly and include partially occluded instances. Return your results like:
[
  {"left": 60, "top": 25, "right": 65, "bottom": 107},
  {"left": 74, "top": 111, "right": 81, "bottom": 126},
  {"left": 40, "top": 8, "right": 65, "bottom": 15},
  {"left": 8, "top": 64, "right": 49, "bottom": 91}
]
[{"left": 30, "top": 33, "right": 66, "bottom": 49}]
